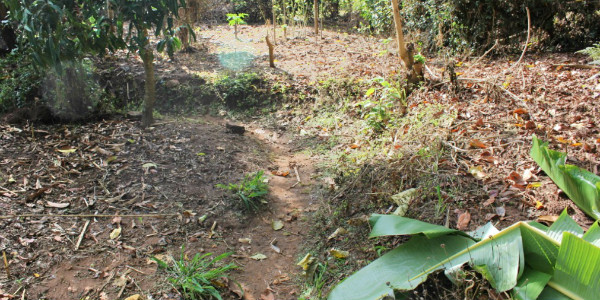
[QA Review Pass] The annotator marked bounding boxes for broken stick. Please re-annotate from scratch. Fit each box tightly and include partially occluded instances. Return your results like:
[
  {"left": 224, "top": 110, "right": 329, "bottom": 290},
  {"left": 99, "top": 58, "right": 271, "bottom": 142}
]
[
  {"left": 290, "top": 166, "right": 301, "bottom": 189},
  {"left": 2, "top": 250, "right": 9, "bottom": 279},
  {"left": 75, "top": 220, "right": 91, "bottom": 251}
]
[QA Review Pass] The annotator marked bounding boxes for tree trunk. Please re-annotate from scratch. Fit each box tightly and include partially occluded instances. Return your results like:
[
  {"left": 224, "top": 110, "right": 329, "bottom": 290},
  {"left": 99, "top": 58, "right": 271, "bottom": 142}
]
[
  {"left": 266, "top": 35, "right": 275, "bottom": 68},
  {"left": 391, "top": 0, "right": 422, "bottom": 86},
  {"left": 391, "top": 0, "right": 409, "bottom": 69},
  {"left": 141, "top": 47, "right": 156, "bottom": 127},
  {"left": 313, "top": 0, "right": 319, "bottom": 35}
]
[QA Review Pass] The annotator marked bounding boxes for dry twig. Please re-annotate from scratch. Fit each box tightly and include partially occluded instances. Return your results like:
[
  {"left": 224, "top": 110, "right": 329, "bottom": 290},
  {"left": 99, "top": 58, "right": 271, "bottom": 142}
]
[
  {"left": 75, "top": 220, "right": 91, "bottom": 251},
  {"left": 2, "top": 251, "right": 9, "bottom": 279}
]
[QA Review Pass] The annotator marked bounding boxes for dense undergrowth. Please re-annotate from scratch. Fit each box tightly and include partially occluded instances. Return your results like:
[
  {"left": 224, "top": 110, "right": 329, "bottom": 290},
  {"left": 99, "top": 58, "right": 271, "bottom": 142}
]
[
  {"left": 0, "top": 49, "right": 280, "bottom": 123},
  {"left": 266, "top": 74, "right": 500, "bottom": 298}
]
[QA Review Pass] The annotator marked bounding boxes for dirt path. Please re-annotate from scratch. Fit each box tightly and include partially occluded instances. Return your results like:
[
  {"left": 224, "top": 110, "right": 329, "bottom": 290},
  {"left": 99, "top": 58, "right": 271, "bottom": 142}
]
[{"left": 225, "top": 122, "right": 317, "bottom": 299}]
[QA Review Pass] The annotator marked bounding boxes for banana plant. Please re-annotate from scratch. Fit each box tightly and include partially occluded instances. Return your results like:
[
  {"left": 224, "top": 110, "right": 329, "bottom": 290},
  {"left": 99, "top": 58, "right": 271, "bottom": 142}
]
[
  {"left": 531, "top": 136, "right": 600, "bottom": 220},
  {"left": 328, "top": 211, "right": 600, "bottom": 300}
]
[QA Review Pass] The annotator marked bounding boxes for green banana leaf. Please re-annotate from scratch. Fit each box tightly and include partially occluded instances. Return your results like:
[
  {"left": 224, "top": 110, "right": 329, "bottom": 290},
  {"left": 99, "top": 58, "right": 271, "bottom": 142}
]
[
  {"left": 548, "top": 232, "right": 600, "bottom": 300},
  {"left": 327, "top": 212, "right": 600, "bottom": 300},
  {"left": 531, "top": 136, "right": 600, "bottom": 220}
]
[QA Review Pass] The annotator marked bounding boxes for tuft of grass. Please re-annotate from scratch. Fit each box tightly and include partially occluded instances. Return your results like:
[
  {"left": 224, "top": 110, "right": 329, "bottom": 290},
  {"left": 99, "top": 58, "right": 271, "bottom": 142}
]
[
  {"left": 152, "top": 248, "right": 237, "bottom": 300},
  {"left": 217, "top": 171, "right": 269, "bottom": 211},
  {"left": 299, "top": 261, "right": 331, "bottom": 300}
]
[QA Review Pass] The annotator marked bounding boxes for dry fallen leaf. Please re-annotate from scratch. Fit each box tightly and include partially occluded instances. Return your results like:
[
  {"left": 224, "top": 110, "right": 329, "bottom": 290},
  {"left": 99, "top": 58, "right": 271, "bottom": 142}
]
[
  {"left": 260, "top": 289, "right": 275, "bottom": 300},
  {"left": 483, "top": 196, "right": 495, "bottom": 207},
  {"left": 272, "top": 220, "right": 284, "bottom": 231},
  {"left": 124, "top": 295, "right": 141, "bottom": 300},
  {"left": 513, "top": 108, "right": 528, "bottom": 115},
  {"left": 250, "top": 253, "right": 267, "bottom": 261},
  {"left": 271, "top": 170, "right": 290, "bottom": 177},
  {"left": 238, "top": 238, "right": 252, "bottom": 244},
  {"left": 535, "top": 201, "right": 544, "bottom": 210},
  {"left": 469, "top": 166, "right": 487, "bottom": 180},
  {"left": 297, "top": 253, "right": 315, "bottom": 270},
  {"left": 457, "top": 210, "right": 471, "bottom": 230},
  {"left": 537, "top": 215, "right": 559, "bottom": 223},
  {"left": 327, "top": 227, "right": 348, "bottom": 240},
  {"left": 270, "top": 243, "right": 281, "bottom": 254},
  {"left": 112, "top": 275, "right": 128, "bottom": 287},
  {"left": 45, "top": 201, "right": 70, "bottom": 209},
  {"left": 329, "top": 249, "right": 350, "bottom": 259},
  {"left": 56, "top": 146, "right": 77, "bottom": 154},
  {"left": 469, "top": 139, "right": 487, "bottom": 149},
  {"left": 109, "top": 227, "right": 122, "bottom": 240}
]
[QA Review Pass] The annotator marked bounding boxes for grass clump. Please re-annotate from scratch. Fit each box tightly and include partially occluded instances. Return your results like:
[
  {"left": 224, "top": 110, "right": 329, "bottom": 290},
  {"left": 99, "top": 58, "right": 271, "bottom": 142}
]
[
  {"left": 152, "top": 249, "right": 237, "bottom": 300},
  {"left": 217, "top": 170, "right": 269, "bottom": 211}
]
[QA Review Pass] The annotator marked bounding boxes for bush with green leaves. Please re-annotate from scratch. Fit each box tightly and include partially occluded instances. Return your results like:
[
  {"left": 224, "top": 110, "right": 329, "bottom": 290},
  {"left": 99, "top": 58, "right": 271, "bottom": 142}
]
[
  {"left": 4, "top": 0, "right": 189, "bottom": 126},
  {"left": 153, "top": 249, "right": 237, "bottom": 300},
  {"left": 578, "top": 42, "right": 600, "bottom": 65},
  {"left": 356, "top": 78, "right": 405, "bottom": 134},
  {"left": 217, "top": 171, "right": 269, "bottom": 211},
  {"left": 214, "top": 72, "right": 270, "bottom": 110},
  {"left": 0, "top": 51, "right": 41, "bottom": 112},
  {"left": 228, "top": 0, "right": 271, "bottom": 23}
]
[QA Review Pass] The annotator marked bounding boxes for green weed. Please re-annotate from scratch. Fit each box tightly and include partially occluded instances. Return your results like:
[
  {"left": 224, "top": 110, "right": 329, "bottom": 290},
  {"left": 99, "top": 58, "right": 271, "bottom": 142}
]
[
  {"left": 152, "top": 248, "right": 237, "bottom": 300},
  {"left": 356, "top": 77, "right": 406, "bottom": 134},
  {"left": 217, "top": 171, "right": 269, "bottom": 211},
  {"left": 299, "top": 262, "right": 330, "bottom": 300}
]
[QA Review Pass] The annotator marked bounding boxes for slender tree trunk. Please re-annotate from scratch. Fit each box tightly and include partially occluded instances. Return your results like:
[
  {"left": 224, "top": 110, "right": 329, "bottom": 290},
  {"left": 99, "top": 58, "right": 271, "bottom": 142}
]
[
  {"left": 391, "top": 0, "right": 422, "bottom": 86},
  {"left": 391, "top": 0, "right": 409, "bottom": 68},
  {"left": 266, "top": 35, "right": 275, "bottom": 68},
  {"left": 313, "top": 0, "right": 319, "bottom": 35},
  {"left": 141, "top": 46, "right": 156, "bottom": 127},
  {"left": 272, "top": 5, "right": 276, "bottom": 44}
]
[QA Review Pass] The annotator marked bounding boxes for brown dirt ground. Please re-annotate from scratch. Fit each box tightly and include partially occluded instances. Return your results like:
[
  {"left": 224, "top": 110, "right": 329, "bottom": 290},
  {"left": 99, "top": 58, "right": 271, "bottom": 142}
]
[
  {"left": 0, "top": 116, "right": 317, "bottom": 300},
  {"left": 2, "top": 24, "right": 600, "bottom": 300}
]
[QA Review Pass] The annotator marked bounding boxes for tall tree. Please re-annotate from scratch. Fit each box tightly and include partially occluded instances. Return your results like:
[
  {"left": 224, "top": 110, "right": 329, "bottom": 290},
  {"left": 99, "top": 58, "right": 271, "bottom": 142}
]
[
  {"left": 109, "top": 0, "right": 185, "bottom": 127},
  {"left": 313, "top": 0, "right": 319, "bottom": 35},
  {"left": 5, "top": 0, "right": 186, "bottom": 127}
]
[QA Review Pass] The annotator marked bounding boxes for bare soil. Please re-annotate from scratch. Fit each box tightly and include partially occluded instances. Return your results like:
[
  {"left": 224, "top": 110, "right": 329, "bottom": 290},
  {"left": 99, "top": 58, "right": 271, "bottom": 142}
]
[{"left": 0, "top": 116, "right": 316, "bottom": 300}]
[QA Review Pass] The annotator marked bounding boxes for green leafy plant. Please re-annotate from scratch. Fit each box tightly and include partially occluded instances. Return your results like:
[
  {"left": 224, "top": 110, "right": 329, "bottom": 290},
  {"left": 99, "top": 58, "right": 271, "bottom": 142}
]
[
  {"left": 577, "top": 42, "right": 600, "bottom": 64},
  {"left": 226, "top": 13, "right": 248, "bottom": 39},
  {"left": 0, "top": 52, "right": 41, "bottom": 111},
  {"left": 153, "top": 248, "right": 237, "bottom": 300},
  {"left": 413, "top": 53, "right": 426, "bottom": 64},
  {"left": 5, "top": 0, "right": 189, "bottom": 127},
  {"left": 217, "top": 171, "right": 269, "bottom": 211},
  {"left": 356, "top": 78, "right": 406, "bottom": 133},
  {"left": 299, "top": 261, "right": 330, "bottom": 300},
  {"left": 531, "top": 136, "right": 600, "bottom": 220},
  {"left": 214, "top": 72, "right": 269, "bottom": 110},
  {"left": 328, "top": 210, "right": 600, "bottom": 300}
]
